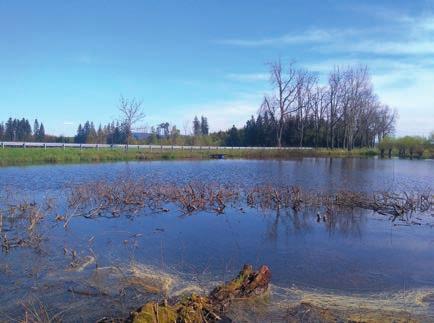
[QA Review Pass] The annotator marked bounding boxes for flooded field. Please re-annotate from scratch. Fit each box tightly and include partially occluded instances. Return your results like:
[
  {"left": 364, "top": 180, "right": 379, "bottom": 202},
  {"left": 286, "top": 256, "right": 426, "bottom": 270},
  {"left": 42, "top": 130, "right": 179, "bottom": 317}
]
[{"left": 1, "top": 158, "right": 433, "bottom": 322}]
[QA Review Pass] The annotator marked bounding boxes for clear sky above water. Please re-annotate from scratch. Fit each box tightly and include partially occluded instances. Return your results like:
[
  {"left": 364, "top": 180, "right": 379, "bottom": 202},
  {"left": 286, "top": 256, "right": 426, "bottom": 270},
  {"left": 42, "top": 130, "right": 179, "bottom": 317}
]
[{"left": 1, "top": 0, "right": 433, "bottom": 136}]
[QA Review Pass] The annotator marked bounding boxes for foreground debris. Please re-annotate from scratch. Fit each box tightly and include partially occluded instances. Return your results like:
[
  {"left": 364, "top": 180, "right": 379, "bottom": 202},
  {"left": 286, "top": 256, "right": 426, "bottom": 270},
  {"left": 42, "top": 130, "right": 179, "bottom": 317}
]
[{"left": 127, "top": 264, "right": 271, "bottom": 323}]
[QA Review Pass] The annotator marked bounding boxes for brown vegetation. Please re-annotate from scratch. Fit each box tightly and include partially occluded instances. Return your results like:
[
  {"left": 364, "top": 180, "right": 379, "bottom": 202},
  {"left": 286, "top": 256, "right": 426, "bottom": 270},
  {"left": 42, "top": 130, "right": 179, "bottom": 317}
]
[
  {"left": 66, "top": 179, "right": 433, "bottom": 221},
  {"left": 126, "top": 264, "right": 271, "bottom": 323},
  {"left": 0, "top": 200, "right": 46, "bottom": 252},
  {"left": 1, "top": 179, "right": 432, "bottom": 252}
]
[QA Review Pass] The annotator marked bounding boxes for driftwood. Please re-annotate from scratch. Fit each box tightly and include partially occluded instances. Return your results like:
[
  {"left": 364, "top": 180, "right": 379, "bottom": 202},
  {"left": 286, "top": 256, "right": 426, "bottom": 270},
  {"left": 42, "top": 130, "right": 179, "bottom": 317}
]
[{"left": 127, "top": 264, "right": 271, "bottom": 323}]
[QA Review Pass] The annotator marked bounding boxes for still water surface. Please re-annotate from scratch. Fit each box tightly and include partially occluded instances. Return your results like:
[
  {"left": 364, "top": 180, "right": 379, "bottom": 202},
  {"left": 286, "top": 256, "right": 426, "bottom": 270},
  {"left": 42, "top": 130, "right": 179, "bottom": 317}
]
[{"left": 0, "top": 158, "right": 433, "bottom": 321}]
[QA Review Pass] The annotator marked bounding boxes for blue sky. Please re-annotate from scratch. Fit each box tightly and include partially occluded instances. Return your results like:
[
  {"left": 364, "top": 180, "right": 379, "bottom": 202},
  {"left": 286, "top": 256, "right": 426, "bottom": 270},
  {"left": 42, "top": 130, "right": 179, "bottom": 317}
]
[{"left": 1, "top": 0, "right": 433, "bottom": 136}]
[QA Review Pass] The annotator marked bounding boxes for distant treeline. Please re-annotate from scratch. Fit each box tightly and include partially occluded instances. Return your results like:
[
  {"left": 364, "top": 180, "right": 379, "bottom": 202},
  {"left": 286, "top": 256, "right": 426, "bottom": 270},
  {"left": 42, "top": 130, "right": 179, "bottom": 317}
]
[
  {"left": 68, "top": 62, "right": 397, "bottom": 149},
  {"left": 3, "top": 62, "right": 432, "bottom": 150},
  {"left": 0, "top": 118, "right": 45, "bottom": 142},
  {"left": 72, "top": 115, "right": 210, "bottom": 145}
]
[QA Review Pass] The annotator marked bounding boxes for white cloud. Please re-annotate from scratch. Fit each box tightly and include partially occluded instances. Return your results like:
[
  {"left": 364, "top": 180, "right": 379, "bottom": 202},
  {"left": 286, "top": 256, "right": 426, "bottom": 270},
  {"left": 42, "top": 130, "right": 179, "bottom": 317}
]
[
  {"left": 223, "top": 57, "right": 434, "bottom": 136},
  {"left": 330, "top": 40, "right": 434, "bottom": 56},
  {"left": 217, "top": 8, "right": 434, "bottom": 136},
  {"left": 225, "top": 73, "right": 269, "bottom": 82},
  {"left": 218, "top": 9, "right": 434, "bottom": 58},
  {"left": 374, "top": 71, "right": 434, "bottom": 137},
  {"left": 193, "top": 100, "right": 259, "bottom": 131},
  {"left": 149, "top": 92, "right": 264, "bottom": 132},
  {"left": 217, "top": 29, "right": 346, "bottom": 47}
]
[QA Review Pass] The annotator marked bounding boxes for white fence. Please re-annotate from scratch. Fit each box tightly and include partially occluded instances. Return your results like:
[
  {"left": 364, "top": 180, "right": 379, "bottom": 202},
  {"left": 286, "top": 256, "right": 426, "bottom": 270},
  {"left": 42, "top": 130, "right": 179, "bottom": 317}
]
[{"left": 0, "top": 141, "right": 312, "bottom": 151}]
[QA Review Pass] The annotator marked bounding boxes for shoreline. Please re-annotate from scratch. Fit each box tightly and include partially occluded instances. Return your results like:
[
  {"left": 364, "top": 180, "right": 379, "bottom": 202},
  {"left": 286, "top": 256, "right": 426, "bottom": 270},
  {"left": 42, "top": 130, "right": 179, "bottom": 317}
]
[
  {"left": 0, "top": 147, "right": 382, "bottom": 167},
  {"left": 1, "top": 146, "right": 431, "bottom": 167}
]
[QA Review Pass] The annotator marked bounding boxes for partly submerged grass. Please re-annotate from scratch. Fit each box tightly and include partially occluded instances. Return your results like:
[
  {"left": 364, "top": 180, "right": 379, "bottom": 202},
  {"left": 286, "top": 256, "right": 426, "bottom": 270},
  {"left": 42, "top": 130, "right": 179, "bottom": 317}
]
[{"left": 0, "top": 147, "right": 379, "bottom": 166}]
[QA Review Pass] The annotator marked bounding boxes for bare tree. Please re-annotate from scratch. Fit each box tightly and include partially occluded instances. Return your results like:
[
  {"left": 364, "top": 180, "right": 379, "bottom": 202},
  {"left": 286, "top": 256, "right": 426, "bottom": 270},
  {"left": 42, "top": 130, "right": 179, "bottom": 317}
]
[
  {"left": 295, "top": 70, "right": 317, "bottom": 147},
  {"left": 341, "top": 66, "right": 372, "bottom": 150},
  {"left": 182, "top": 120, "right": 191, "bottom": 136},
  {"left": 118, "top": 95, "right": 145, "bottom": 145},
  {"left": 327, "top": 67, "right": 344, "bottom": 149},
  {"left": 260, "top": 60, "right": 304, "bottom": 147},
  {"left": 312, "top": 86, "right": 328, "bottom": 148},
  {"left": 257, "top": 61, "right": 396, "bottom": 149}
]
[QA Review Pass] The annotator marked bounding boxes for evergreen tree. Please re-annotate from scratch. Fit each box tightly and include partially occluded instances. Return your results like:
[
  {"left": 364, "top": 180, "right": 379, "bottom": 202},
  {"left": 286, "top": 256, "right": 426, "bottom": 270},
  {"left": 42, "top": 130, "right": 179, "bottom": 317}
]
[
  {"left": 193, "top": 116, "right": 201, "bottom": 136},
  {"left": 75, "top": 124, "right": 84, "bottom": 143},
  {"left": 225, "top": 125, "right": 240, "bottom": 146},
  {"left": 113, "top": 125, "right": 122, "bottom": 144},
  {"left": 87, "top": 122, "right": 97, "bottom": 143},
  {"left": 38, "top": 123, "right": 45, "bottom": 141},
  {"left": 200, "top": 116, "right": 209, "bottom": 135},
  {"left": 97, "top": 124, "right": 104, "bottom": 143},
  {"left": 33, "top": 119, "right": 40, "bottom": 140},
  {"left": 5, "top": 118, "right": 14, "bottom": 141},
  {"left": 244, "top": 116, "right": 256, "bottom": 146}
]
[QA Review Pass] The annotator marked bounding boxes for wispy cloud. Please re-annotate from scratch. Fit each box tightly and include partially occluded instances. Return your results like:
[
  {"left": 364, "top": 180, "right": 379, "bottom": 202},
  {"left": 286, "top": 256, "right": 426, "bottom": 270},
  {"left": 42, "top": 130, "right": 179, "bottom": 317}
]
[
  {"left": 218, "top": 9, "right": 434, "bottom": 58},
  {"left": 328, "top": 40, "right": 434, "bottom": 56},
  {"left": 194, "top": 99, "right": 259, "bottom": 131},
  {"left": 225, "top": 73, "right": 268, "bottom": 82},
  {"left": 322, "top": 14, "right": 434, "bottom": 56},
  {"left": 219, "top": 6, "right": 434, "bottom": 135},
  {"left": 159, "top": 92, "right": 265, "bottom": 132},
  {"left": 216, "top": 29, "right": 343, "bottom": 47}
]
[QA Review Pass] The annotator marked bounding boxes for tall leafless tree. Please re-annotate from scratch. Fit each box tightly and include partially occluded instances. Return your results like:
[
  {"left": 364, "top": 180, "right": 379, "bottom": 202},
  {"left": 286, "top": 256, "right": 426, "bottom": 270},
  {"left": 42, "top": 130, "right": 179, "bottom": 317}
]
[
  {"left": 311, "top": 86, "right": 328, "bottom": 148},
  {"left": 118, "top": 95, "right": 145, "bottom": 145},
  {"left": 260, "top": 60, "right": 305, "bottom": 147},
  {"left": 295, "top": 69, "right": 317, "bottom": 147},
  {"left": 258, "top": 61, "right": 396, "bottom": 149}
]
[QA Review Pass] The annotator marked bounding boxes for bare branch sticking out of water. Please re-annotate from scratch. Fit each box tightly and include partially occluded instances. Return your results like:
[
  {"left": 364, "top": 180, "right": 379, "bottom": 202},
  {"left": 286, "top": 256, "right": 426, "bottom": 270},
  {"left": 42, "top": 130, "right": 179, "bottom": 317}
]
[
  {"left": 1, "top": 179, "right": 432, "bottom": 252},
  {"left": 0, "top": 200, "right": 46, "bottom": 252},
  {"left": 66, "top": 179, "right": 433, "bottom": 221}
]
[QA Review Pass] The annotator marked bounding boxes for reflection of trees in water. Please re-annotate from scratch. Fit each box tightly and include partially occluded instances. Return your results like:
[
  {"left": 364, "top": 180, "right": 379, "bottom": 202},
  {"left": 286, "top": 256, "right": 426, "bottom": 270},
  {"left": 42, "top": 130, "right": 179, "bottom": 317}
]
[
  {"left": 265, "top": 209, "right": 312, "bottom": 242},
  {"left": 323, "top": 208, "right": 366, "bottom": 238},
  {"left": 264, "top": 207, "right": 366, "bottom": 241}
]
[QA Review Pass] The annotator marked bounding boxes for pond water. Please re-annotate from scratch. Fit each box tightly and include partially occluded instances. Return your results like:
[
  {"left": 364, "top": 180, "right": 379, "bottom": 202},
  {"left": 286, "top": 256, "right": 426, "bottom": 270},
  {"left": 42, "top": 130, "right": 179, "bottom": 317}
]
[{"left": 0, "top": 158, "right": 433, "bottom": 321}]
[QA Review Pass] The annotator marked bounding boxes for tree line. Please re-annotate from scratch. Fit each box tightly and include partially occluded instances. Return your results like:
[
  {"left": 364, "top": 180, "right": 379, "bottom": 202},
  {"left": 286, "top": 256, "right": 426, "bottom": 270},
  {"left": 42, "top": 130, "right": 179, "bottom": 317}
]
[
  {"left": 73, "top": 115, "right": 210, "bottom": 145},
  {"left": 0, "top": 118, "right": 45, "bottom": 142},
  {"left": 0, "top": 61, "right": 414, "bottom": 150},
  {"left": 229, "top": 61, "right": 396, "bottom": 150}
]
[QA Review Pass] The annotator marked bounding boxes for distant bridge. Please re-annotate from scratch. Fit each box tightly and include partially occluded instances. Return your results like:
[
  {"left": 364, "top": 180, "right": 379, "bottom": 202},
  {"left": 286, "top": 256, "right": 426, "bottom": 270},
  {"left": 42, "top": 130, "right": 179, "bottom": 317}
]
[{"left": 0, "top": 141, "right": 312, "bottom": 151}]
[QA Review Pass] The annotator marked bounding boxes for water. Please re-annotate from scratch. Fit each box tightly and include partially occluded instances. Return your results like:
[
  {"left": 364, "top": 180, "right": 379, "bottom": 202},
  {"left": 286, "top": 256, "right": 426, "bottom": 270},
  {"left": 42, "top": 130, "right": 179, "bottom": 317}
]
[{"left": 0, "top": 158, "right": 433, "bottom": 321}]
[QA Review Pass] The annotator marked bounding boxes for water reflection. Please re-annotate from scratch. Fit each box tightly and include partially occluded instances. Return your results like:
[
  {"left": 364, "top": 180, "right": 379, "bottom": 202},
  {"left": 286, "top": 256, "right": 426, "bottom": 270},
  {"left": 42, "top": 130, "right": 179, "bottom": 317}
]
[
  {"left": 0, "top": 158, "right": 433, "bottom": 194},
  {"left": 0, "top": 159, "right": 433, "bottom": 321}
]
